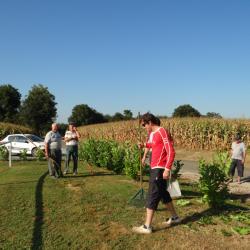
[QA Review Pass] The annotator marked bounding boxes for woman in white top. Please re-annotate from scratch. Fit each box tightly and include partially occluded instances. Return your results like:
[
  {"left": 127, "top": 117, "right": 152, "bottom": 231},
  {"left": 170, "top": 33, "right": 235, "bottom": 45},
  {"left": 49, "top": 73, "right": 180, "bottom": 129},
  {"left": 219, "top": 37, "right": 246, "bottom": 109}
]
[{"left": 229, "top": 133, "right": 246, "bottom": 184}]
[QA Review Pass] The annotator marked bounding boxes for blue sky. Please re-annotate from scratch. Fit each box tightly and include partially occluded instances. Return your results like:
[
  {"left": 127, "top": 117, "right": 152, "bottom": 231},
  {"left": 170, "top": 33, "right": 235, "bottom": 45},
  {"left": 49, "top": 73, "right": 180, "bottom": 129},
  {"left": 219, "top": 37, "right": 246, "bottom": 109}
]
[{"left": 1, "top": 0, "right": 250, "bottom": 122}]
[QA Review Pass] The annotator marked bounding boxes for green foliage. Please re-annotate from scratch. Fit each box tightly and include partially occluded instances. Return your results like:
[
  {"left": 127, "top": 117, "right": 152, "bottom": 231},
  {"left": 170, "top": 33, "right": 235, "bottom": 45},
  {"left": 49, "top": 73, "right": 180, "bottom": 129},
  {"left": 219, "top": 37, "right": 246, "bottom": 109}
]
[
  {"left": 68, "top": 104, "right": 105, "bottom": 126},
  {"left": 213, "top": 151, "right": 231, "bottom": 176},
  {"left": 172, "top": 160, "right": 184, "bottom": 180},
  {"left": 198, "top": 216, "right": 215, "bottom": 225},
  {"left": 123, "top": 110, "right": 133, "bottom": 120},
  {"left": 206, "top": 112, "right": 222, "bottom": 118},
  {"left": 79, "top": 139, "right": 141, "bottom": 178},
  {"left": 0, "top": 84, "right": 21, "bottom": 122},
  {"left": 124, "top": 144, "right": 141, "bottom": 180},
  {"left": 176, "top": 199, "right": 191, "bottom": 207},
  {"left": 0, "top": 146, "right": 8, "bottom": 160},
  {"left": 19, "top": 149, "right": 28, "bottom": 161},
  {"left": 198, "top": 160, "right": 229, "bottom": 208},
  {"left": 35, "top": 148, "right": 45, "bottom": 161},
  {"left": 19, "top": 84, "right": 57, "bottom": 135},
  {"left": 172, "top": 104, "right": 201, "bottom": 118},
  {"left": 232, "top": 226, "right": 250, "bottom": 235}
]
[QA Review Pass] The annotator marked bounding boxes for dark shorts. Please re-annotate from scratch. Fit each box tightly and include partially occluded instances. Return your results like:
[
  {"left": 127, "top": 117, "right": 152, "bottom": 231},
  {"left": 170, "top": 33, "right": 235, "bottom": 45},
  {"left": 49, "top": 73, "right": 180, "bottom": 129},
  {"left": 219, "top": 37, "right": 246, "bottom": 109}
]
[
  {"left": 146, "top": 168, "right": 172, "bottom": 210},
  {"left": 229, "top": 159, "right": 244, "bottom": 177}
]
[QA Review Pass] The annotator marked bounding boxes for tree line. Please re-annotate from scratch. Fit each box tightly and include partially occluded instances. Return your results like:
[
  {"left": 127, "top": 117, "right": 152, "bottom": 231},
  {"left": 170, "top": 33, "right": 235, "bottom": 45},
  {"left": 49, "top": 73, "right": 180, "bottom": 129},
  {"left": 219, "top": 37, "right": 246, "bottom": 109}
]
[{"left": 0, "top": 83, "right": 221, "bottom": 135}]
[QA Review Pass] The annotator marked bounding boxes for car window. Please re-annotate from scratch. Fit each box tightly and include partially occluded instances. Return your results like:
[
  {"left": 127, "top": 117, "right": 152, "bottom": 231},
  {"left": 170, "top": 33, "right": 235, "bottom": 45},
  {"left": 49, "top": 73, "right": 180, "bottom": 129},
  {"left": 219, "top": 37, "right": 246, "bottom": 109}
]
[
  {"left": 26, "top": 135, "right": 43, "bottom": 142},
  {"left": 8, "top": 136, "right": 15, "bottom": 142},
  {"left": 14, "top": 136, "right": 27, "bottom": 143}
]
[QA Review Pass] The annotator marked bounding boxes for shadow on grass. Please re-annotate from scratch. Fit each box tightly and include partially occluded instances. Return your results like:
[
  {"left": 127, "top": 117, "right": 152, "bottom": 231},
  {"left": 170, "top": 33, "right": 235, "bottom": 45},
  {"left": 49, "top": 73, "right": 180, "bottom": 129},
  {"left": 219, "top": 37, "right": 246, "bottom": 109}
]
[
  {"left": 230, "top": 193, "right": 250, "bottom": 203},
  {"left": 154, "top": 203, "right": 250, "bottom": 232},
  {"left": 241, "top": 175, "right": 250, "bottom": 183},
  {"left": 31, "top": 171, "right": 48, "bottom": 250},
  {"left": 62, "top": 172, "right": 115, "bottom": 179}
]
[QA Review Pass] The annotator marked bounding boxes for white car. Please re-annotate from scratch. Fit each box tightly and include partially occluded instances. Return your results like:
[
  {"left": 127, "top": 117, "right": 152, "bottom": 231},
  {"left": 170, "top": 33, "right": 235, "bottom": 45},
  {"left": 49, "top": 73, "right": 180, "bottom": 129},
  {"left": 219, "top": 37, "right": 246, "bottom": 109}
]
[{"left": 0, "top": 134, "right": 45, "bottom": 156}]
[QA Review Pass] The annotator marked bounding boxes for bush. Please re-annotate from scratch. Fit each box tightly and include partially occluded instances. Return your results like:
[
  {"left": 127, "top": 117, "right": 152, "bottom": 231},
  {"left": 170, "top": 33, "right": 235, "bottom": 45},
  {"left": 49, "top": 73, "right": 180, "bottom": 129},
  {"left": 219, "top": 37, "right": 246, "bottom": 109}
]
[
  {"left": 172, "top": 160, "right": 184, "bottom": 180},
  {"left": 35, "top": 148, "right": 45, "bottom": 161},
  {"left": 79, "top": 139, "right": 142, "bottom": 178},
  {"left": 19, "top": 149, "right": 28, "bottom": 161},
  {"left": 213, "top": 151, "right": 231, "bottom": 177},
  {"left": 199, "top": 160, "right": 229, "bottom": 208},
  {"left": 124, "top": 144, "right": 141, "bottom": 180},
  {"left": 0, "top": 146, "right": 8, "bottom": 160}
]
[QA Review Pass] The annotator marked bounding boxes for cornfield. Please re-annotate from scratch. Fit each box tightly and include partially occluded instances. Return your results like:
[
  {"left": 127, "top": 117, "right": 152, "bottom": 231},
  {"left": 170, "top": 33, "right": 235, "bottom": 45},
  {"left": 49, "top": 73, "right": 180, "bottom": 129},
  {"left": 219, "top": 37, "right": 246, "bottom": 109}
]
[
  {"left": 0, "top": 122, "right": 32, "bottom": 139},
  {"left": 78, "top": 118, "right": 250, "bottom": 151}
]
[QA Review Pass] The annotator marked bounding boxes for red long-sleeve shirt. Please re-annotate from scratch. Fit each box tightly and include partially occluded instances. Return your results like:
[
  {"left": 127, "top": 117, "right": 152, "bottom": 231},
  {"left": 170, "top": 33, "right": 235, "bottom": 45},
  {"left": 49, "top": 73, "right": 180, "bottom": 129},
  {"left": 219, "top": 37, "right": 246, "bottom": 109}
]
[{"left": 146, "top": 127, "right": 175, "bottom": 170}]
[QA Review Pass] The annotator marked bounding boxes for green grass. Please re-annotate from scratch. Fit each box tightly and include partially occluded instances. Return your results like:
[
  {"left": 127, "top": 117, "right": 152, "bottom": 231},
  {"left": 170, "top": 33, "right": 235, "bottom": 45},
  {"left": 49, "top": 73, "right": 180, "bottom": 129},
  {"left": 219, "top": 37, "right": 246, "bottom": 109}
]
[{"left": 0, "top": 161, "right": 250, "bottom": 250}]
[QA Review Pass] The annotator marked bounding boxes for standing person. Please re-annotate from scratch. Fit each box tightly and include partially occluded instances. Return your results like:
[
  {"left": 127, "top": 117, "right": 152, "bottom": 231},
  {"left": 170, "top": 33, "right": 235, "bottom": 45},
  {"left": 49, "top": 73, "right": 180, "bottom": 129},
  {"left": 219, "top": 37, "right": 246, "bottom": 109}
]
[
  {"left": 64, "top": 123, "right": 81, "bottom": 175},
  {"left": 229, "top": 133, "right": 246, "bottom": 184},
  {"left": 44, "top": 123, "right": 63, "bottom": 178},
  {"left": 133, "top": 113, "right": 180, "bottom": 234}
]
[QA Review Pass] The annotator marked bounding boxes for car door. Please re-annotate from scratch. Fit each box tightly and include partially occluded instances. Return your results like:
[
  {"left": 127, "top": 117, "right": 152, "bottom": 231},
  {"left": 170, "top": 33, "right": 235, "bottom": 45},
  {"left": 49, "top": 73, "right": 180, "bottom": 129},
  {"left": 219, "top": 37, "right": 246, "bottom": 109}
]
[
  {"left": 13, "top": 135, "right": 31, "bottom": 154},
  {"left": 5, "top": 136, "right": 16, "bottom": 154}
]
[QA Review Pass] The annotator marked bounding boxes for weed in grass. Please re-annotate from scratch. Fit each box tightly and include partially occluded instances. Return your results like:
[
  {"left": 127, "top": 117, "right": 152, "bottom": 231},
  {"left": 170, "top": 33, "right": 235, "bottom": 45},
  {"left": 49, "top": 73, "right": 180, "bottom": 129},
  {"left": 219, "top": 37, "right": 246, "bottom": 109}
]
[
  {"left": 232, "top": 226, "right": 250, "bottom": 235},
  {"left": 221, "top": 229, "right": 233, "bottom": 237},
  {"left": 198, "top": 216, "right": 215, "bottom": 226},
  {"left": 176, "top": 199, "right": 191, "bottom": 207}
]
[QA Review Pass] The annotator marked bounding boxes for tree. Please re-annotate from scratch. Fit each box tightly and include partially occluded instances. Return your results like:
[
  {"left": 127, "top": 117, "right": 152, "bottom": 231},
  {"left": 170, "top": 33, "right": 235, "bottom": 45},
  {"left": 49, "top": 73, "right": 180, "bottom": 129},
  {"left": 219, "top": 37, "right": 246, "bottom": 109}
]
[
  {"left": 68, "top": 104, "right": 105, "bottom": 126},
  {"left": 206, "top": 112, "right": 222, "bottom": 118},
  {"left": 172, "top": 104, "right": 201, "bottom": 118},
  {"left": 19, "top": 84, "right": 57, "bottom": 134},
  {"left": 0, "top": 84, "right": 21, "bottom": 122},
  {"left": 123, "top": 110, "right": 133, "bottom": 120},
  {"left": 112, "top": 112, "right": 124, "bottom": 121}
]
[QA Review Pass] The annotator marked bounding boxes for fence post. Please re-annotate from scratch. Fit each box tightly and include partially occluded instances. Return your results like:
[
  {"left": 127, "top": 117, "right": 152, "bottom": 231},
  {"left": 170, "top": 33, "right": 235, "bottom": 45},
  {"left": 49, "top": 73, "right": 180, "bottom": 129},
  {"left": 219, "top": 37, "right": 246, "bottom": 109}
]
[{"left": 9, "top": 142, "right": 12, "bottom": 167}]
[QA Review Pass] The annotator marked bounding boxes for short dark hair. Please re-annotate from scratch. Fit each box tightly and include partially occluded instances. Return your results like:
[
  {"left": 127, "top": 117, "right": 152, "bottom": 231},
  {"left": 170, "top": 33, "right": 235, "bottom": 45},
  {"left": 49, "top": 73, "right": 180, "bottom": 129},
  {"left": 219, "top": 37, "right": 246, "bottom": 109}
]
[
  {"left": 141, "top": 113, "right": 160, "bottom": 126},
  {"left": 235, "top": 133, "right": 241, "bottom": 141}
]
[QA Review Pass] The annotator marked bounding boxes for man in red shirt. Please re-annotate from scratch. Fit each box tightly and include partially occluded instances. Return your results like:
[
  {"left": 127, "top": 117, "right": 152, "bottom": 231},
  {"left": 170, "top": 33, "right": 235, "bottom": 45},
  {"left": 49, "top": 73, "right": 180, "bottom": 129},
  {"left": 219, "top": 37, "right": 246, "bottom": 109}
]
[{"left": 132, "top": 113, "right": 180, "bottom": 234}]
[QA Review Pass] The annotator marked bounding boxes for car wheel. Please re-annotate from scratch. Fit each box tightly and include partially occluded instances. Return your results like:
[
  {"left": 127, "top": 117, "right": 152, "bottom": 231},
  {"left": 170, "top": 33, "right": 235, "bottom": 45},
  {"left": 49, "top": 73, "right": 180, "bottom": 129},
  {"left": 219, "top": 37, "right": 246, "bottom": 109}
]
[{"left": 31, "top": 147, "right": 38, "bottom": 157}]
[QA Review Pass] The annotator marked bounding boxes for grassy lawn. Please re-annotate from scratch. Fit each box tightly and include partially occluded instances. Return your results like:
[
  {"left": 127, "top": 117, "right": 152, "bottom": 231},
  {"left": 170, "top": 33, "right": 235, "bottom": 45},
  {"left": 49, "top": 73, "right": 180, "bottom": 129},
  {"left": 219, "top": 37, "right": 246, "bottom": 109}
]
[{"left": 0, "top": 161, "right": 250, "bottom": 250}]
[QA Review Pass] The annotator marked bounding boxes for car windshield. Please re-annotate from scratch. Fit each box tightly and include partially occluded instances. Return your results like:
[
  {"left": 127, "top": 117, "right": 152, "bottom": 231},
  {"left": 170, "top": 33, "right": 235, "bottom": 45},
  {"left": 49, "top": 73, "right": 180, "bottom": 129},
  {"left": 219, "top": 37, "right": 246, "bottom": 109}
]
[{"left": 26, "top": 135, "right": 44, "bottom": 142}]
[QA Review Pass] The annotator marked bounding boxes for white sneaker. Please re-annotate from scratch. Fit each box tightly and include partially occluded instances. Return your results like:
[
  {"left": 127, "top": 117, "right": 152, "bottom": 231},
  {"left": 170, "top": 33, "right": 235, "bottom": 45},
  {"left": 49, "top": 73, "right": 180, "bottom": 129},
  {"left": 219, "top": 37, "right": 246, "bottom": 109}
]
[
  {"left": 163, "top": 216, "right": 181, "bottom": 226},
  {"left": 132, "top": 225, "right": 152, "bottom": 234}
]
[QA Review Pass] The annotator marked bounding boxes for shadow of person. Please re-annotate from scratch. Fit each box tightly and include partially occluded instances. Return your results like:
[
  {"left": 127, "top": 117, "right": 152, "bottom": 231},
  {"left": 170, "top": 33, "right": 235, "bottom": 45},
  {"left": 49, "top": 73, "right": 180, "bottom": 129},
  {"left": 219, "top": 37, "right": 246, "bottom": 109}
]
[{"left": 31, "top": 171, "right": 48, "bottom": 250}]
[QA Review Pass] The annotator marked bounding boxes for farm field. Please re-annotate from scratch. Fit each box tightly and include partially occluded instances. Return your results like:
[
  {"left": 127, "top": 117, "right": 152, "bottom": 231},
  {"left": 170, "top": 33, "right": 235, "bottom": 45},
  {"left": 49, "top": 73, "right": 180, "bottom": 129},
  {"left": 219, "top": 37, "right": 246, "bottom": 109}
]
[{"left": 0, "top": 161, "right": 249, "bottom": 250}]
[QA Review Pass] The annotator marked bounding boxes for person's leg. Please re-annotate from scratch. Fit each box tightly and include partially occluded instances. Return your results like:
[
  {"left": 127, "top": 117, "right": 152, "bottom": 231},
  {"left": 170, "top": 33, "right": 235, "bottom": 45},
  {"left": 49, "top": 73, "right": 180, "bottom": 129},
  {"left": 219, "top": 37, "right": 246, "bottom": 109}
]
[
  {"left": 64, "top": 146, "right": 70, "bottom": 174},
  {"left": 50, "top": 149, "right": 59, "bottom": 178},
  {"left": 229, "top": 159, "right": 237, "bottom": 181},
  {"left": 72, "top": 145, "right": 78, "bottom": 174},
  {"left": 57, "top": 150, "right": 63, "bottom": 177},
  {"left": 165, "top": 202, "right": 178, "bottom": 217},
  {"left": 145, "top": 208, "right": 155, "bottom": 227},
  {"left": 236, "top": 160, "right": 244, "bottom": 184}
]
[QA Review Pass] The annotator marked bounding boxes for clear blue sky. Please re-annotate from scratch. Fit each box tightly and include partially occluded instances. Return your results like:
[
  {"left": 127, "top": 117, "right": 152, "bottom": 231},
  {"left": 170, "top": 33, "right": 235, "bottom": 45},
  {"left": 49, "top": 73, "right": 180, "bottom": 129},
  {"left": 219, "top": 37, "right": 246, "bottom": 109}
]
[{"left": 1, "top": 0, "right": 250, "bottom": 122}]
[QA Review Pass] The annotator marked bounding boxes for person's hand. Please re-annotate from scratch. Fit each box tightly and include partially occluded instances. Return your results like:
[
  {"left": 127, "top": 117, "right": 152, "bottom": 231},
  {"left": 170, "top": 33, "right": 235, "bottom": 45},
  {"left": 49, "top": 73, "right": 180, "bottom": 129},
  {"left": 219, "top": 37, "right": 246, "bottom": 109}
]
[
  {"left": 241, "top": 160, "right": 245, "bottom": 165},
  {"left": 137, "top": 142, "right": 144, "bottom": 149},
  {"left": 163, "top": 169, "right": 170, "bottom": 180},
  {"left": 45, "top": 152, "right": 49, "bottom": 159},
  {"left": 142, "top": 156, "right": 146, "bottom": 166}
]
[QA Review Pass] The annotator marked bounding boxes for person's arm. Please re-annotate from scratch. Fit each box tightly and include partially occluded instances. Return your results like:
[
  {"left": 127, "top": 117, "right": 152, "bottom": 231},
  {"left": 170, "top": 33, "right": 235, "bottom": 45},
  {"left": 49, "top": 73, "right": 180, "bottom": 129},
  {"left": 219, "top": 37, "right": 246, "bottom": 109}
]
[
  {"left": 142, "top": 147, "right": 150, "bottom": 166},
  {"left": 159, "top": 128, "right": 175, "bottom": 179},
  {"left": 74, "top": 127, "right": 81, "bottom": 141},
  {"left": 242, "top": 143, "right": 246, "bottom": 164},
  {"left": 45, "top": 142, "right": 50, "bottom": 159}
]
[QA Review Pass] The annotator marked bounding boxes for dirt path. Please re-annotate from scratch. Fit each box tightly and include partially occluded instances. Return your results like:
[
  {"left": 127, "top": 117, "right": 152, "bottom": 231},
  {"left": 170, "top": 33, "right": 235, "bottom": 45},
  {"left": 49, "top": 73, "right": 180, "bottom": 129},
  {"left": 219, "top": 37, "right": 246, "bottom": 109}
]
[{"left": 180, "top": 160, "right": 250, "bottom": 198}]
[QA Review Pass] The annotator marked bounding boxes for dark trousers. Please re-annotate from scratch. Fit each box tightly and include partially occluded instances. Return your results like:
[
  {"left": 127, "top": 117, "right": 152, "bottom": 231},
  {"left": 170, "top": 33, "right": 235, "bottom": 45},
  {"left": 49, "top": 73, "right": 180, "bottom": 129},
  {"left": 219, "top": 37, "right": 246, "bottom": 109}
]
[
  {"left": 64, "top": 145, "right": 78, "bottom": 173},
  {"left": 229, "top": 159, "right": 244, "bottom": 177},
  {"left": 50, "top": 149, "right": 62, "bottom": 178},
  {"left": 146, "top": 168, "right": 172, "bottom": 210}
]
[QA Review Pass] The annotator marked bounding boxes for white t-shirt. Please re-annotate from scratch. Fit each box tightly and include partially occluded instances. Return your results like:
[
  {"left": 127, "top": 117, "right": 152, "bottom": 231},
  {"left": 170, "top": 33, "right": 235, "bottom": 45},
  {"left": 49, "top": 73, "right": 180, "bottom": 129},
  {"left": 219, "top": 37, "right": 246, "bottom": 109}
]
[
  {"left": 64, "top": 130, "right": 78, "bottom": 146},
  {"left": 231, "top": 141, "right": 246, "bottom": 161}
]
